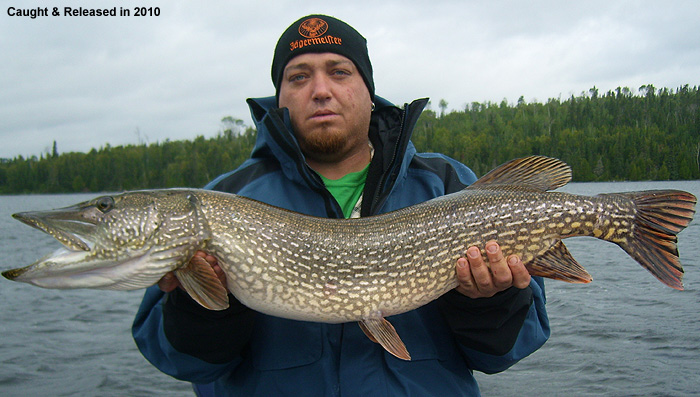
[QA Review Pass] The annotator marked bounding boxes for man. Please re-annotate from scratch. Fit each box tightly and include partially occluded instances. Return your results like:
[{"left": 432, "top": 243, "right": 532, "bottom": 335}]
[{"left": 133, "top": 14, "right": 549, "bottom": 396}]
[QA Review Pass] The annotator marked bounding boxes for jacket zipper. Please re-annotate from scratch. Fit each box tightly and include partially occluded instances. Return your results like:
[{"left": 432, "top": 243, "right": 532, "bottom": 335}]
[{"left": 369, "top": 104, "right": 409, "bottom": 215}]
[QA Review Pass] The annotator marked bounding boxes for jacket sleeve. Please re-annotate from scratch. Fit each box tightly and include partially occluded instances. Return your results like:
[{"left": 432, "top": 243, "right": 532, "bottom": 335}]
[
  {"left": 132, "top": 285, "right": 255, "bottom": 383},
  {"left": 437, "top": 276, "right": 549, "bottom": 373}
]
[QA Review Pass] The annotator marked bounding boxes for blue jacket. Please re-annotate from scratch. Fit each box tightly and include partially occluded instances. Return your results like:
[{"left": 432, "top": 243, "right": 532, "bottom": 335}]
[{"left": 133, "top": 96, "right": 550, "bottom": 396}]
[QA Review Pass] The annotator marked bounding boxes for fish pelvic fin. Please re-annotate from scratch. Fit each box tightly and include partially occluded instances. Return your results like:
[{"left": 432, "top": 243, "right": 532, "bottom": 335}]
[
  {"left": 359, "top": 317, "right": 411, "bottom": 361},
  {"left": 614, "top": 190, "right": 696, "bottom": 290},
  {"left": 175, "top": 255, "right": 230, "bottom": 310},
  {"left": 526, "top": 240, "right": 593, "bottom": 283},
  {"left": 469, "top": 156, "right": 572, "bottom": 191}
]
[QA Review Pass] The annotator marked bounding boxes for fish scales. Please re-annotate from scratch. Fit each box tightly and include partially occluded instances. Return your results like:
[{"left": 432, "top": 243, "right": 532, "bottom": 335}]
[
  {"left": 193, "top": 186, "right": 634, "bottom": 324},
  {"left": 3, "top": 156, "right": 696, "bottom": 360},
  {"left": 199, "top": 192, "right": 463, "bottom": 322}
]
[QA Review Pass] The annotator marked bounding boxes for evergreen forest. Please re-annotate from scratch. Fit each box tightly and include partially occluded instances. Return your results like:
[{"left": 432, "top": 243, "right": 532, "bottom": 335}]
[{"left": 1, "top": 85, "right": 698, "bottom": 194}]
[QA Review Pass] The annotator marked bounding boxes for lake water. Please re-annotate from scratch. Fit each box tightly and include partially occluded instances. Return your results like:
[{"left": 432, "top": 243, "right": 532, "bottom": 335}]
[{"left": 0, "top": 181, "right": 698, "bottom": 396}]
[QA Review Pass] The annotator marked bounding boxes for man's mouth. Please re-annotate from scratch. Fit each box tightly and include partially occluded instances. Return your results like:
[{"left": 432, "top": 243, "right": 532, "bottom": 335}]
[{"left": 310, "top": 110, "right": 338, "bottom": 120}]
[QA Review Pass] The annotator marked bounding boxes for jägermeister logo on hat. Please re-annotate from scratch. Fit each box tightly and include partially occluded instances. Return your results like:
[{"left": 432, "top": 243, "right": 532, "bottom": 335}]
[
  {"left": 298, "top": 17, "right": 328, "bottom": 38},
  {"left": 289, "top": 17, "right": 343, "bottom": 51}
]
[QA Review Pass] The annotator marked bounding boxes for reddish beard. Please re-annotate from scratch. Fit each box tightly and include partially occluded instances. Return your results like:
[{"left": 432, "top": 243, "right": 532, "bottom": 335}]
[{"left": 296, "top": 127, "right": 347, "bottom": 159}]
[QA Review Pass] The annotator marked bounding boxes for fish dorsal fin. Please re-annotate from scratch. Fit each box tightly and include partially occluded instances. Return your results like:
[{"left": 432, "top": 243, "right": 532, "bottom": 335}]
[
  {"left": 525, "top": 240, "right": 593, "bottom": 283},
  {"left": 469, "top": 156, "right": 572, "bottom": 191},
  {"left": 359, "top": 317, "right": 411, "bottom": 361},
  {"left": 175, "top": 255, "right": 230, "bottom": 310}
]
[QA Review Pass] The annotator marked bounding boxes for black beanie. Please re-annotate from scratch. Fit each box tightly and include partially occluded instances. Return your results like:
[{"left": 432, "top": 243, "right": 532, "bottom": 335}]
[{"left": 271, "top": 15, "right": 375, "bottom": 101}]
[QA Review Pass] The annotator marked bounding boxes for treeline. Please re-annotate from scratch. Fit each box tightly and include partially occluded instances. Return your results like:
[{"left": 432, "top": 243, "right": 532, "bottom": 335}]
[
  {"left": 1, "top": 85, "right": 698, "bottom": 194},
  {"left": 413, "top": 84, "right": 700, "bottom": 180},
  {"left": 0, "top": 124, "right": 257, "bottom": 194}
]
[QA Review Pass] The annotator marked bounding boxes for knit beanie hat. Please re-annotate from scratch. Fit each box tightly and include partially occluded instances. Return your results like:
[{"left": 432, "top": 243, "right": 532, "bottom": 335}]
[{"left": 271, "top": 15, "right": 375, "bottom": 100}]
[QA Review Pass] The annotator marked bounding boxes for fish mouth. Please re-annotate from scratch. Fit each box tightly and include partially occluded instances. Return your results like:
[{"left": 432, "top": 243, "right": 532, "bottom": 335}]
[
  {"left": 12, "top": 204, "right": 100, "bottom": 252},
  {"left": 1, "top": 247, "right": 91, "bottom": 282},
  {"left": 2, "top": 192, "right": 178, "bottom": 290},
  {"left": 2, "top": 203, "right": 102, "bottom": 283}
]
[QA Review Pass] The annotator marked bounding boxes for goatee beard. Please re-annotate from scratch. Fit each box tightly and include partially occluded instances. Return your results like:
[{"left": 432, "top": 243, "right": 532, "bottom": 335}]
[{"left": 297, "top": 131, "right": 347, "bottom": 159}]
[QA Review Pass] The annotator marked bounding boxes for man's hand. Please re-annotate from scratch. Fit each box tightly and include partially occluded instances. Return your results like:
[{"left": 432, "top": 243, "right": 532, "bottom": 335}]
[
  {"left": 455, "top": 240, "right": 531, "bottom": 298},
  {"left": 157, "top": 251, "right": 226, "bottom": 292}
]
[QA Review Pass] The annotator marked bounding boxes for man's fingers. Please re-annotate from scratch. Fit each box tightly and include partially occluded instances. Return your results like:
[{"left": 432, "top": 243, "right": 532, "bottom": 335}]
[
  {"left": 508, "top": 255, "right": 531, "bottom": 289},
  {"left": 467, "top": 246, "right": 494, "bottom": 292},
  {"left": 456, "top": 242, "right": 530, "bottom": 298},
  {"left": 456, "top": 255, "right": 484, "bottom": 298},
  {"left": 485, "top": 241, "right": 513, "bottom": 288},
  {"left": 195, "top": 250, "right": 218, "bottom": 266},
  {"left": 456, "top": 257, "right": 473, "bottom": 287}
]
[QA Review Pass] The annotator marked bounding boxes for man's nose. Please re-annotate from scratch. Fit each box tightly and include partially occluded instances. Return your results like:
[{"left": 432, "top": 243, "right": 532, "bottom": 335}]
[{"left": 311, "top": 75, "right": 332, "bottom": 101}]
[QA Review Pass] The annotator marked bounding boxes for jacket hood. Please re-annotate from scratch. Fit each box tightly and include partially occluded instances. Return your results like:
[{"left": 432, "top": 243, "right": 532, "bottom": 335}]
[{"left": 244, "top": 95, "right": 429, "bottom": 215}]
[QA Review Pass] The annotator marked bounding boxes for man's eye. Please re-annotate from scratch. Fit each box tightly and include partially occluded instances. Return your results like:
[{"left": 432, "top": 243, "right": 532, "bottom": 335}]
[{"left": 289, "top": 74, "right": 306, "bottom": 82}]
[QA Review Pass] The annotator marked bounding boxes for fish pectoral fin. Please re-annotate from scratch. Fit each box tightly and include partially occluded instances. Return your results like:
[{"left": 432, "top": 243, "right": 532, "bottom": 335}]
[
  {"left": 358, "top": 317, "right": 411, "bottom": 361},
  {"left": 175, "top": 255, "right": 230, "bottom": 311},
  {"left": 526, "top": 240, "right": 593, "bottom": 283}
]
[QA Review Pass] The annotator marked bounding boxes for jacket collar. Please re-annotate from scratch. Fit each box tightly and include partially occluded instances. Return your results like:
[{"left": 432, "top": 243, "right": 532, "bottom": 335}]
[{"left": 245, "top": 95, "right": 429, "bottom": 215}]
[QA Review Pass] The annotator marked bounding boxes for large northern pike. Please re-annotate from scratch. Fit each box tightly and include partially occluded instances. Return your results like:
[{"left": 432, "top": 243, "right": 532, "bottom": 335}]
[{"left": 2, "top": 156, "right": 696, "bottom": 360}]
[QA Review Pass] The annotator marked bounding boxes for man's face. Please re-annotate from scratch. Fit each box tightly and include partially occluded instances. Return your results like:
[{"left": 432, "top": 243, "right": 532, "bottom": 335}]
[{"left": 278, "top": 52, "right": 372, "bottom": 162}]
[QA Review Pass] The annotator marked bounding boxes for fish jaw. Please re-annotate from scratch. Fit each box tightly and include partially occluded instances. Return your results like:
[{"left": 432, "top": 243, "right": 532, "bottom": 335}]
[
  {"left": 3, "top": 203, "right": 111, "bottom": 286},
  {"left": 2, "top": 191, "right": 206, "bottom": 290},
  {"left": 12, "top": 203, "right": 102, "bottom": 251},
  {"left": 1, "top": 246, "right": 164, "bottom": 290}
]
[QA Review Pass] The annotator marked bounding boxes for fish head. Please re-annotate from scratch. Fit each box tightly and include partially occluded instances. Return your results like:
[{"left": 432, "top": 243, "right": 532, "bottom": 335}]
[{"left": 2, "top": 190, "right": 209, "bottom": 290}]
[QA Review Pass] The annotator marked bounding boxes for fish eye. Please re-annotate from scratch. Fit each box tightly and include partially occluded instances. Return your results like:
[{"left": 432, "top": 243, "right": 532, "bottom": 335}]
[{"left": 95, "top": 197, "right": 115, "bottom": 213}]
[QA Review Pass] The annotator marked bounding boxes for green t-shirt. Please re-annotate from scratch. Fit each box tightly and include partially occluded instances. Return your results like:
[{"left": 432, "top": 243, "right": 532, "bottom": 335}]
[{"left": 320, "top": 164, "right": 370, "bottom": 218}]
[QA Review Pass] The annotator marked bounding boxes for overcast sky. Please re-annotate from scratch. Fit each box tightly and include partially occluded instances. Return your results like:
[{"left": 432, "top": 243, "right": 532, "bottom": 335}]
[{"left": 2, "top": 0, "right": 699, "bottom": 159}]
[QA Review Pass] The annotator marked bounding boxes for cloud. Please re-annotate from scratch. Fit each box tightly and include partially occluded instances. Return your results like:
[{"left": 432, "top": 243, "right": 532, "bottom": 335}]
[{"left": 1, "top": 0, "right": 699, "bottom": 158}]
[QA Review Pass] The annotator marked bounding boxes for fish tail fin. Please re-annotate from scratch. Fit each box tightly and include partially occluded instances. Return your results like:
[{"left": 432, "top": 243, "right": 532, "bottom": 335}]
[{"left": 617, "top": 190, "right": 696, "bottom": 290}]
